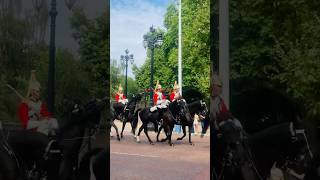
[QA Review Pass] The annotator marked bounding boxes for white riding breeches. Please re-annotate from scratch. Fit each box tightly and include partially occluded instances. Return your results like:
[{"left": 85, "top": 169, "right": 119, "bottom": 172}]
[{"left": 27, "top": 118, "right": 59, "bottom": 135}]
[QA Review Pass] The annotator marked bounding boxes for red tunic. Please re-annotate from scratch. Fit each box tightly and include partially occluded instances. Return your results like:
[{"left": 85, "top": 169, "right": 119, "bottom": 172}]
[
  {"left": 216, "top": 98, "right": 231, "bottom": 124},
  {"left": 115, "top": 93, "right": 126, "bottom": 102},
  {"left": 18, "top": 102, "right": 52, "bottom": 130},
  {"left": 153, "top": 92, "right": 166, "bottom": 105},
  {"left": 169, "top": 92, "right": 176, "bottom": 102}
]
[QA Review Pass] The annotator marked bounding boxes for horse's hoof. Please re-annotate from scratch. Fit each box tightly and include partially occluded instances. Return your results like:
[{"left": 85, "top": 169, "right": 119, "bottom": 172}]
[
  {"left": 177, "top": 138, "right": 182, "bottom": 141},
  {"left": 190, "top": 142, "right": 194, "bottom": 146},
  {"left": 170, "top": 143, "right": 174, "bottom": 147},
  {"left": 136, "top": 136, "right": 140, "bottom": 142},
  {"left": 150, "top": 142, "right": 154, "bottom": 145}
]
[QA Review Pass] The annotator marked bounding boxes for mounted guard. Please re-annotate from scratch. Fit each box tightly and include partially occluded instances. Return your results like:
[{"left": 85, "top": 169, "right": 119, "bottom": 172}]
[
  {"left": 169, "top": 81, "right": 181, "bottom": 102},
  {"left": 150, "top": 81, "right": 169, "bottom": 112},
  {"left": 211, "top": 75, "right": 242, "bottom": 131},
  {"left": 18, "top": 70, "right": 59, "bottom": 136},
  {"left": 169, "top": 81, "right": 183, "bottom": 124},
  {"left": 113, "top": 84, "right": 128, "bottom": 120}
]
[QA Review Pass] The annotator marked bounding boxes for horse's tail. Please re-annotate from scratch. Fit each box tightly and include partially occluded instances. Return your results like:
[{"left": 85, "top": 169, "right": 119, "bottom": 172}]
[{"left": 132, "top": 108, "right": 142, "bottom": 132}]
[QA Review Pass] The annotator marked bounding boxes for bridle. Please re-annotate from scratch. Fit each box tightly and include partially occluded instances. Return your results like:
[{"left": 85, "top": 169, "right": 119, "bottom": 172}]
[
  {"left": 177, "top": 99, "right": 190, "bottom": 119},
  {"left": 215, "top": 121, "right": 263, "bottom": 180},
  {"left": 200, "top": 100, "right": 208, "bottom": 115},
  {"left": 289, "top": 122, "right": 313, "bottom": 159}
]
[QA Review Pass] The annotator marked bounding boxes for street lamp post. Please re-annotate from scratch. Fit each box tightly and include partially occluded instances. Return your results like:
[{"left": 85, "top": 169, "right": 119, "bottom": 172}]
[
  {"left": 45, "top": 0, "right": 77, "bottom": 113},
  {"left": 48, "top": 0, "right": 57, "bottom": 113},
  {"left": 143, "top": 26, "right": 163, "bottom": 106},
  {"left": 120, "top": 49, "right": 134, "bottom": 98}
]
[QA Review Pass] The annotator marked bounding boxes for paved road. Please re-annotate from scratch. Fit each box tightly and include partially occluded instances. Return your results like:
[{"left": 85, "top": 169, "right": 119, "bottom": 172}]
[{"left": 110, "top": 121, "right": 210, "bottom": 180}]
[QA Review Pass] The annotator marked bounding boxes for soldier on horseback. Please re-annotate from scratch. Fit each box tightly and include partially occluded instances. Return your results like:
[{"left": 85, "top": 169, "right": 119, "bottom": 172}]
[
  {"left": 211, "top": 75, "right": 242, "bottom": 131},
  {"left": 150, "top": 81, "right": 169, "bottom": 112},
  {"left": 18, "top": 70, "right": 59, "bottom": 136},
  {"left": 169, "top": 81, "right": 181, "bottom": 102},
  {"left": 169, "top": 81, "right": 183, "bottom": 124},
  {"left": 113, "top": 84, "right": 128, "bottom": 120}
]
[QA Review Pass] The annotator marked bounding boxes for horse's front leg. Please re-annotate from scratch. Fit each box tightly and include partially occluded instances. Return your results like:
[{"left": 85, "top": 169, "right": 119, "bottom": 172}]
[
  {"left": 136, "top": 123, "right": 144, "bottom": 143},
  {"left": 188, "top": 125, "right": 193, "bottom": 145},
  {"left": 153, "top": 121, "right": 158, "bottom": 133},
  {"left": 167, "top": 126, "right": 174, "bottom": 146},
  {"left": 143, "top": 123, "right": 154, "bottom": 145},
  {"left": 120, "top": 120, "right": 127, "bottom": 139},
  {"left": 130, "top": 120, "right": 135, "bottom": 136},
  {"left": 160, "top": 125, "right": 169, "bottom": 142},
  {"left": 112, "top": 121, "right": 120, "bottom": 141},
  {"left": 157, "top": 125, "right": 163, "bottom": 142},
  {"left": 177, "top": 125, "right": 186, "bottom": 140}
]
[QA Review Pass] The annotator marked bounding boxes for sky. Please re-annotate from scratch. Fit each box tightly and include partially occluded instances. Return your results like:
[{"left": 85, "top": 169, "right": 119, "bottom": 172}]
[{"left": 111, "top": 0, "right": 173, "bottom": 78}]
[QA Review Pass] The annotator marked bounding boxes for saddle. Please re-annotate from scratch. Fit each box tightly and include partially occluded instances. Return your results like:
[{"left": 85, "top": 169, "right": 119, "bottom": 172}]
[{"left": 150, "top": 105, "right": 167, "bottom": 112}]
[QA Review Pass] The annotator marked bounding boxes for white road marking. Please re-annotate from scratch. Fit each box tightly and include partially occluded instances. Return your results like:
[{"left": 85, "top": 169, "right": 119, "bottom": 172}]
[{"left": 111, "top": 152, "right": 160, "bottom": 158}]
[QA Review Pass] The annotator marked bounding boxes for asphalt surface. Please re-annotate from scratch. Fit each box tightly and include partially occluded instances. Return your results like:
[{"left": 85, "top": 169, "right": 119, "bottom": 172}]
[{"left": 110, "top": 121, "right": 210, "bottom": 180}]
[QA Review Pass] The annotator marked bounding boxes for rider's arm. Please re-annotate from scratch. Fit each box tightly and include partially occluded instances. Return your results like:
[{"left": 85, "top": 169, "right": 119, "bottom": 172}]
[
  {"left": 153, "top": 94, "right": 158, "bottom": 105},
  {"left": 162, "top": 94, "right": 166, "bottom": 100},
  {"left": 18, "top": 102, "right": 29, "bottom": 129},
  {"left": 169, "top": 93, "right": 174, "bottom": 102},
  {"left": 115, "top": 94, "right": 120, "bottom": 102},
  {"left": 40, "top": 103, "right": 52, "bottom": 119}
]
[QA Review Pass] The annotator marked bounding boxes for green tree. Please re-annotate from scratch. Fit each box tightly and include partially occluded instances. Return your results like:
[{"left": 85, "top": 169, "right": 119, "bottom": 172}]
[
  {"left": 229, "top": 0, "right": 320, "bottom": 119},
  {"left": 70, "top": 8, "right": 109, "bottom": 98},
  {"left": 134, "top": 0, "right": 210, "bottom": 100}
]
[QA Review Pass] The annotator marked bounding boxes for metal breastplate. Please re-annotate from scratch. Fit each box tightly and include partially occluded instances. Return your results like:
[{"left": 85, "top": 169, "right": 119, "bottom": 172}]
[
  {"left": 157, "top": 92, "right": 162, "bottom": 100},
  {"left": 28, "top": 101, "right": 42, "bottom": 121}
]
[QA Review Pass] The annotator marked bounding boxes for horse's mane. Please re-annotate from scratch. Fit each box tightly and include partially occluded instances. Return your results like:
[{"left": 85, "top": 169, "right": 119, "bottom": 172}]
[
  {"left": 59, "top": 99, "right": 102, "bottom": 132},
  {"left": 249, "top": 122, "right": 292, "bottom": 144},
  {"left": 232, "top": 87, "right": 303, "bottom": 133},
  {"left": 127, "top": 95, "right": 141, "bottom": 107}
]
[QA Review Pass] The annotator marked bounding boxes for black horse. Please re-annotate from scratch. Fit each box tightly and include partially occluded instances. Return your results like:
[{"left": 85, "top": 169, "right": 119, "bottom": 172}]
[
  {"left": 187, "top": 100, "right": 210, "bottom": 136},
  {"left": 213, "top": 120, "right": 254, "bottom": 180},
  {"left": 111, "top": 93, "right": 142, "bottom": 141},
  {"left": 214, "top": 87, "right": 313, "bottom": 180},
  {"left": 156, "top": 99, "right": 194, "bottom": 145},
  {"left": 57, "top": 97, "right": 106, "bottom": 180},
  {"left": 0, "top": 97, "right": 107, "bottom": 180},
  {"left": 119, "top": 94, "right": 142, "bottom": 139},
  {"left": 187, "top": 100, "right": 208, "bottom": 118},
  {"left": 214, "top": 120, "right": 311, "bottom": 180},
  {"left": 133, "top": 100, "right": 172, "bottom": 145},
  {"left": 0, "top": 129, "right": 48, "bottom": 180}
]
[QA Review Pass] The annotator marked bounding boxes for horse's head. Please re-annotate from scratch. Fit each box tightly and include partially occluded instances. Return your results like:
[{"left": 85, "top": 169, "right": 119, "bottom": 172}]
[
  {"left": 219, "top": 120, "right": 242, "bottom": 147},
  {"left": 177, "top": 99, "right": 192, "bottom": 123},
  {"left": 199, "top": 100, "right": 208, "bottom": 116},
  {"left": 135, "top": 93, "right": 143, "bottom": 102},
  {"left": 250, "top": 121, "right": 312, "bottom": 177},
  {"left": 217, "top": 120, "right": 246, "bottom": 177},
  {"left": 76, "top": 97, "right": 107, "bottom": 129}
]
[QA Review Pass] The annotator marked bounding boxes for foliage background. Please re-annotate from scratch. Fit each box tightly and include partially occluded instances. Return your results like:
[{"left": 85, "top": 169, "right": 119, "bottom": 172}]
[
  {"left": 132, "top": 0, "right": 210, "bottom": 103},
  {"left": 0, "top": 1, "right": 109, "bottom": 125}
]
